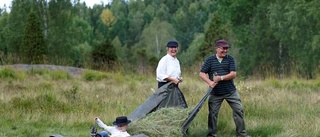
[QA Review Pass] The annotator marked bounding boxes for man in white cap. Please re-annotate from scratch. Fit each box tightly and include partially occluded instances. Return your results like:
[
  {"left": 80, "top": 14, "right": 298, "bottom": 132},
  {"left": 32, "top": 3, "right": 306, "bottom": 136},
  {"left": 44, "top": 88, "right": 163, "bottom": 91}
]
[{"left": 156, "top": 40, "right": 182, "bottom": 88}]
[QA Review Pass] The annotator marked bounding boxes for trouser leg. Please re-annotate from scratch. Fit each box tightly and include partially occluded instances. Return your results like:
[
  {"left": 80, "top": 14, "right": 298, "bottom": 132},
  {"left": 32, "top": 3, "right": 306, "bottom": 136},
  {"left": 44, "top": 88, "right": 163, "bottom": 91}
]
[
  {"left": 226, "top": 91, "right": 248, "bottom": 137},
  {"left": 96, "top": 131, "right": 110, "bottom": 137},
  {"left": 207, "top": 95, "right": 223, "bottom": 137}
]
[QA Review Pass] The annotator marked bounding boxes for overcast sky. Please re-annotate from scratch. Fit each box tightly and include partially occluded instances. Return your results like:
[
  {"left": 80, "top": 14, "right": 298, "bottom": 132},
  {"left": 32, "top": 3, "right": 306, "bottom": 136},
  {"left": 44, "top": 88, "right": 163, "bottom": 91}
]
[{"left": 0, "top": 0, "right": 112, "bottom": 11}]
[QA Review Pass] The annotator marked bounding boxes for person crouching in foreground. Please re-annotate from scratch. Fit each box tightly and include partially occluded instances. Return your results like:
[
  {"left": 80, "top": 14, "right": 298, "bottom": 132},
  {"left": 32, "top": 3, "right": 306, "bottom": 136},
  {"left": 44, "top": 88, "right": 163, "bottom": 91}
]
[{"left": 94, "top": 116, "right": 131, "bottom": 137}]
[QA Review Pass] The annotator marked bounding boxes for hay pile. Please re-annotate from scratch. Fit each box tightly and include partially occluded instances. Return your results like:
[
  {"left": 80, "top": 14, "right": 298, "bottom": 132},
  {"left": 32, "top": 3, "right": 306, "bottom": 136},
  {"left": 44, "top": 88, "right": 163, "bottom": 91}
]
[{"left": 128, "top": 107, "right": 192, "bottom": 137}]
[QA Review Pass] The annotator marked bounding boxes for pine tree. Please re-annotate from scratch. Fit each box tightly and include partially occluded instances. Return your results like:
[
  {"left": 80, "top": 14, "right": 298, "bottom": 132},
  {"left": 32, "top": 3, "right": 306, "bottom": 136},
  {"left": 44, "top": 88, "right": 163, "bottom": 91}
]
[
  {"left": 22, "top": 10, "right": 47, "bottom": 64},
  {"left": 6, "top": 0, "right": 33, "bottom": 55},
  {"left": 91, "top": 38, "right": 117, "bottom": 70},
  {"left": 197, "top": 13, "right": 231, "bottom": 59}
]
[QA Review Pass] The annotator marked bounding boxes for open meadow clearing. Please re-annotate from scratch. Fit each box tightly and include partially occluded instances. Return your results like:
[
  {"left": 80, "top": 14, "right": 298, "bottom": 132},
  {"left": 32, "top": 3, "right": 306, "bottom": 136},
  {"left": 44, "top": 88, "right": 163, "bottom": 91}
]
[{"left": 0, "top": 67, "right": 319, "bottom": 137}]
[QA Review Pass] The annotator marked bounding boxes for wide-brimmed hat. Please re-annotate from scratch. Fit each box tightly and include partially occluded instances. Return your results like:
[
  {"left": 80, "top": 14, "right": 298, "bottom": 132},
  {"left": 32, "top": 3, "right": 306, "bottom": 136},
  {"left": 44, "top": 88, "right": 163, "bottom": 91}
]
[{"left": 113, "top": 116, "right": 131, "bottom": 126}]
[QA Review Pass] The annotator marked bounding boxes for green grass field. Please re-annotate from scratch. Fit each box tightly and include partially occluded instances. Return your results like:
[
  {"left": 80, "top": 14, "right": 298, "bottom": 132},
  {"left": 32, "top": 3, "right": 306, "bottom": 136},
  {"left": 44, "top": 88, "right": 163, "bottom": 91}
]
[{"left": 0, "top": 67, "right": 319, "bottom": 137}]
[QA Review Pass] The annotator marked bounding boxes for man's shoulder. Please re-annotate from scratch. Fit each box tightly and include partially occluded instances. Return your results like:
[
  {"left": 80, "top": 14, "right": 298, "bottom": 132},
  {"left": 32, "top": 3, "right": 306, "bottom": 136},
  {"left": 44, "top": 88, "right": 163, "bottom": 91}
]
[
  {"left": 159, "top": 54, "right": 169, "bottom": 61},
  {"left": 224, "top": 54, "right": 235, "bottom": 60},
  {"left": 205, "top": 55, "right": 216, "bottom": 60},
  {"left": 163, "top": 54, "right": 172, "bottom": 59},
  {"left": 226, "top": 54, "right": 234, "bottom": 58}
]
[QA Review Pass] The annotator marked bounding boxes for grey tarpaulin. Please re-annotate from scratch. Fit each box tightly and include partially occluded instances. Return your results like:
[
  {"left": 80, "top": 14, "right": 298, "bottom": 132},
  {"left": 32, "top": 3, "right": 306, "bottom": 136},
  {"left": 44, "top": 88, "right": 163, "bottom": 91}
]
[
  {"left": 127, "top": 82, "right": 188, "bottom": 122},
  {"left": 181, "top": 87, "right": 212, "bottom": 136}
]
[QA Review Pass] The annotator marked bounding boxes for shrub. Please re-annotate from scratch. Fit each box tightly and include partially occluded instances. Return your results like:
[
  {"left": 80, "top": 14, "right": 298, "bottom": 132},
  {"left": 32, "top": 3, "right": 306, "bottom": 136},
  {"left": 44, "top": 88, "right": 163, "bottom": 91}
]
[{"left": 0, "top": 68, "right": 17, "bottom": 78}]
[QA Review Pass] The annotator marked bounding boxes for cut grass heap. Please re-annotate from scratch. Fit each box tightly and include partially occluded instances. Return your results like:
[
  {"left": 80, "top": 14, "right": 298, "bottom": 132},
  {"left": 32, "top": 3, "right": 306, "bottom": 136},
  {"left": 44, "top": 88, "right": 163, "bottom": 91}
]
[{"left": 128, "top": 107, "right": 192, "bottom": 137}]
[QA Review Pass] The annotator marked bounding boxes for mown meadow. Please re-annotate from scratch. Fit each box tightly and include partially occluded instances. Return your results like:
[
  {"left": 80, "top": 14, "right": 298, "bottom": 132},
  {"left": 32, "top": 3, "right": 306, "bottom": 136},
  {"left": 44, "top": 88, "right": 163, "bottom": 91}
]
[{"left": 0, "top": 67, "right": 319, "bottom": 137}]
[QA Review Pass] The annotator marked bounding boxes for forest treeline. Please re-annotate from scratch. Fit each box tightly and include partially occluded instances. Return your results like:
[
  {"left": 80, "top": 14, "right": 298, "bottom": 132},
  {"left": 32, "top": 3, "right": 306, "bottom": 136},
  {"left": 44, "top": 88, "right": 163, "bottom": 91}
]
[{"left": 0, "top": 0, "right": 319, "bottom": 79}]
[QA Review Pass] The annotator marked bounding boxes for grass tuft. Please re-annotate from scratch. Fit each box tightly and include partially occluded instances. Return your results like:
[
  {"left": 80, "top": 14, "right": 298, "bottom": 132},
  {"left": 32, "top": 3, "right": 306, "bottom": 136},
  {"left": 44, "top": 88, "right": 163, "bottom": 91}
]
[
  {"left": 49, "top": 70, "right": 72, "bottom": 80},
  {"left": 82, "top": 70, "right": 108, "bottom": 81},
  {"left": 249, "top": 124, "right": 283, "bottom": 137}
]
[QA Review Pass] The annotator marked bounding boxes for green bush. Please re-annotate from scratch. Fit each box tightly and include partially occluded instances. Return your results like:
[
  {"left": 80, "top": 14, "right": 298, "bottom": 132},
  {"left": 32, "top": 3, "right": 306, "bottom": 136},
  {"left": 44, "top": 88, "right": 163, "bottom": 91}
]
[{"left": 0, "top": 68, "right": 17, "bottom": 78}]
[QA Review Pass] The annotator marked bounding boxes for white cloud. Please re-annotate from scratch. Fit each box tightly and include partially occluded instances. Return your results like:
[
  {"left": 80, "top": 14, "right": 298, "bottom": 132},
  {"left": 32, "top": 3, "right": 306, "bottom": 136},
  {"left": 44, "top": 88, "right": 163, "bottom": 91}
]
[{"left": 80, "top": 0, "right": 111, "bottom": 7}]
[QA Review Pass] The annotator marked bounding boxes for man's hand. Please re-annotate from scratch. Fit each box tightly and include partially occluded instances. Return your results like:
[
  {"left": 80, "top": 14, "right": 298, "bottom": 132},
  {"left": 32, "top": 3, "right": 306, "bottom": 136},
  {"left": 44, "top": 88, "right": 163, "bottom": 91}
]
[
  {"left": 177, "top": 77, "right": 183, "bottom": 83},
  {"left": 208, "top": 81, "right": 218, "bottom": 88},
  {"left": 213, "top": 75, "right": 221, "bottom": 82},
  {"left": 165, "top": 77, "right": 182, "bottom": 84},
  {"left": 173, "top": 78, "right": 181, "bottom": 84}
]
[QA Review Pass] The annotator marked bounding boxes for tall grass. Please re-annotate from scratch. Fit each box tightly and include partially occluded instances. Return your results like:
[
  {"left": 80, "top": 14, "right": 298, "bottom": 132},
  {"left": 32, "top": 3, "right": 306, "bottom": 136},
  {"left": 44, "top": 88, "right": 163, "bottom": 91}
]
[{"left": 0, "top": 68, "right": 319, "bottom": 137}]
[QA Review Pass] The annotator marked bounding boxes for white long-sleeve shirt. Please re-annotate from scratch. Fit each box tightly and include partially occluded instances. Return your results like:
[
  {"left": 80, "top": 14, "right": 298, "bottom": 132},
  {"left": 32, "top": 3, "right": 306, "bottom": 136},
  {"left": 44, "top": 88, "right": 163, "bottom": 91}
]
[
  {"left": 95, "top": 118, "right": 130, "bottom": 137},
  {"left": 156, "top": 54, "right": 181, "bottom": 82}
]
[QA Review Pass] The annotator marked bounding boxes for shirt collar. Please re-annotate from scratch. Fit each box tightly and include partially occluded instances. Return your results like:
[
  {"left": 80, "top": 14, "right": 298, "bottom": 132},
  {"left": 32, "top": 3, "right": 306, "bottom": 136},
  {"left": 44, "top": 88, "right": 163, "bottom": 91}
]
[{"left": 166, "top": 54, "right": 176, "bottom": 59}]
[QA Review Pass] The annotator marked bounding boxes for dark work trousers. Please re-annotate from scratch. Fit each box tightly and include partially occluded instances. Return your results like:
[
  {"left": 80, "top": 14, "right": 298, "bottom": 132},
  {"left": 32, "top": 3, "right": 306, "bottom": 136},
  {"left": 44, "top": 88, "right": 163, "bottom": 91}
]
[
  {"left": 207, "top": 90, "right": 248, "bottom": 137},
  {"left": 158, "top": 81, "right": 169, "bottom": 89}
]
